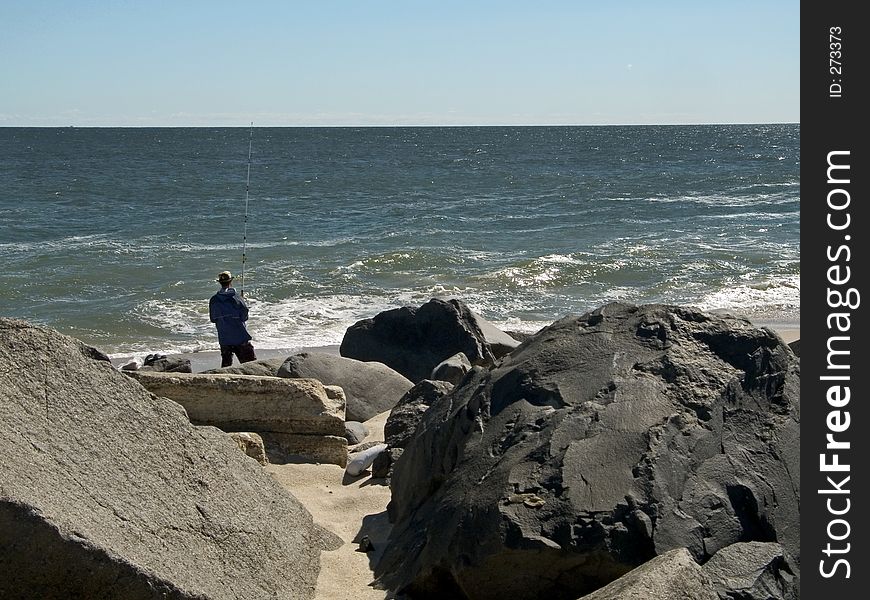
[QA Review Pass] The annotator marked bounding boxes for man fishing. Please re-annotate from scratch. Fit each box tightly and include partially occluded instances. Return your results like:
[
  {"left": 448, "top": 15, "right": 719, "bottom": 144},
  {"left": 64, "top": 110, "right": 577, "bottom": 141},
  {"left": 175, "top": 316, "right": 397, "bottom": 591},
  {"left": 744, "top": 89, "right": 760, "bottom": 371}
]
[{"left": 209, "top": 271, "right": 257, "bottom": 367}]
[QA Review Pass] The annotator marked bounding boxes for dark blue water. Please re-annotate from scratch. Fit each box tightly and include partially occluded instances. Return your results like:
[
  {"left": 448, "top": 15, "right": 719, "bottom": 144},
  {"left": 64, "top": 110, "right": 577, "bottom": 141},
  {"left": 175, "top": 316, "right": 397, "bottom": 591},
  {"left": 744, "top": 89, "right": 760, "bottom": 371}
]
[{"left": 0, "top": 125, "right": 799, "bottom": 355}]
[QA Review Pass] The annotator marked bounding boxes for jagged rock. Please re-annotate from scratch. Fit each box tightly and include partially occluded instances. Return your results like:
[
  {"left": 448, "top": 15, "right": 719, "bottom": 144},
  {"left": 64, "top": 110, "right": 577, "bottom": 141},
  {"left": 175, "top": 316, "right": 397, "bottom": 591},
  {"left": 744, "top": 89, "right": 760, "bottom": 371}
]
[
  {"left": 140, "top": 356, "right": 192, "bottom": 373},
  {"left": 340, "top": 298, "right": 519, "bottom": 382},
  {"left": 375, "top": 303, "right": 800, "bottom": 600},
  {"left": 228, "top": 432, "right": 268, "bottom": 465},
  {"left": 345, "top": 421, "right": 370, "bottom": 445},
  {"left": 0, "top": 318, "right": 329, "bottom": 599},
  {"left": 143, "top": 353, "right": 167, "bottom": 366},
  {"left": 431, "top": 352, "right": 472, "bottom": 385},
  {"left": 82, "top": 345, "right": 112, "bottom": 363},
  {"left": 120, "top": 359, "right": 141, "bottom": 371},
  {"left": 202, "top": 357, "right": 287, "bottom": 376},
  {"left": 276, "top": 352, "right": 413, "bottom": 422},
  {"left": 787, "top": 339, "right": 800, "bottom": 357},
  {"left": 384, "top": 379, "right": 454, "bottom": 450},
  {"left": 126, "top": 371, "right": 347, "bottom": 466},
  {"left": 504, "top": 330, "right": 536, "bottom": 343},
  {"left": 371, "top": 447, "right": 404, "bottom": 480},
  {"left": 702, "top": 542, "right": 796, "bottom": 600},
  {"left": 375, "top": 380, "right": 454, "bottom": 485},
  {"left": 578, "top": 548, "right": 717, "bottom": 600}
]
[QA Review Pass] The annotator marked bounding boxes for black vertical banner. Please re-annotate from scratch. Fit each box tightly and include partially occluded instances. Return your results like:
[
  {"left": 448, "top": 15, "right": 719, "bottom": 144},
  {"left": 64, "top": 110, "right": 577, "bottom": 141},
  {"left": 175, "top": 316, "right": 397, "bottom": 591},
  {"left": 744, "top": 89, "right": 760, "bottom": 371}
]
[{"left": 802, "top": 2, "right": 868, "bottom": 598}]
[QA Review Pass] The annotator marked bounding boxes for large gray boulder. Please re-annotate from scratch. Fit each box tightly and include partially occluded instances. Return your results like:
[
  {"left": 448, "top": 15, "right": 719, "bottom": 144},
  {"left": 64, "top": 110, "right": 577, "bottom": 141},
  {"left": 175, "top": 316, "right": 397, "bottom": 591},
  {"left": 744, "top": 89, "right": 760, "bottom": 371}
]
[
  {"left": 0, "top": 318, "right": 333, "bottom": 599},
  {"left": 375, "top": 303, "right": 800, "bottom": 600},
  {"left": 339, "top": 298, "right": 520, "bottom": 382},
  {"left": 276, "top": 352, "right": 413, "bottom": 422},
  {"left": 125, "top": 371, "right": 346, "bottom": 436}
]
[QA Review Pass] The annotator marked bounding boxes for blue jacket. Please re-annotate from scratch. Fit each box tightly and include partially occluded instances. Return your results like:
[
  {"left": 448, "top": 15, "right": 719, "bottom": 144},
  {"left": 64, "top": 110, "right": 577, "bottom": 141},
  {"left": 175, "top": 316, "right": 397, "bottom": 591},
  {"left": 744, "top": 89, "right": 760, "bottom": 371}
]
[{"left": 209, "top": 287, "right": 252, "bottom": 346}]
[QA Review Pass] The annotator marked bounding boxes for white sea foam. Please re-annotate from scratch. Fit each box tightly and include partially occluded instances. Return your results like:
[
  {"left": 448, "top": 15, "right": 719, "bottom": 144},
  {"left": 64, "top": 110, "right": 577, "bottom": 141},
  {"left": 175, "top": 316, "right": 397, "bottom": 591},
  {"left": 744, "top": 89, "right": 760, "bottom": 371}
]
[
  {"left": 0, "top": 233, "right": 109, "bottom": 252},
  {"left": 248, "top": 294, "right": 395, "bottom": 349},
  {"left": 109, "top": 272, "right": 801, "bottom": 358},
  {"left": 127, "top": 288, "right": 466, "bottom": 355},
  {"left": 488, "top": 316, "right": 553, "bottom": 335},
  {"left": 497, "top": 266, "right": 561, "bottom": 287},
  {"left": 135, "top": 299, "right": 212, "bottom": 337},
  {"left": 129, "top": 293, "right": 402, "bottom": 354},
  {"left": 642, "top": 193, "right": 797, "bottom": 207},
  {"left": 694, "top": 275, "right": 800, "bottom": 314},
  {"left": 538, "top": 253, "right": 580, "bottom": 264}
]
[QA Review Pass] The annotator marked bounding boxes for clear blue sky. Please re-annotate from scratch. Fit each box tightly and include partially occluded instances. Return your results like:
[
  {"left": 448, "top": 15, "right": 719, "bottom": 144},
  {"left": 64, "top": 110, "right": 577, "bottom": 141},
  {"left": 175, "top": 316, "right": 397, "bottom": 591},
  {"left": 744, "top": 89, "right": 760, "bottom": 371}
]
[{"left": 0, "top": 0, "right": 799, "bottom": 126}]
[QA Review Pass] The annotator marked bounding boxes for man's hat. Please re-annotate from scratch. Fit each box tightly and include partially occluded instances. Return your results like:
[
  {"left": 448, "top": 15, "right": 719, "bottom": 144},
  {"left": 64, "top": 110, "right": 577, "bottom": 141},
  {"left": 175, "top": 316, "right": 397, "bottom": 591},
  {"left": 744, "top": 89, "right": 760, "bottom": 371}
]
[{"left": 216, "top": 271, "right": 234, "bottom": 283}]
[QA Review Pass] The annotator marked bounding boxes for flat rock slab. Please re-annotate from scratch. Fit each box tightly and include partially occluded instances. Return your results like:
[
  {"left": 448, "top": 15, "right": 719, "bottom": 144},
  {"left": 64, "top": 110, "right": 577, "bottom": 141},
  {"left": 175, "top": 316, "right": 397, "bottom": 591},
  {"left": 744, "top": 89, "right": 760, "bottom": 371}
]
[
  {"left": 0, "top": 318, "right": 330, "bottom": 600},
  {"left": 277, "top": 352, "right": 413, "bottom": 422},
  {"left": 127, "top": 371, "right": 345, "bottom": 436}
]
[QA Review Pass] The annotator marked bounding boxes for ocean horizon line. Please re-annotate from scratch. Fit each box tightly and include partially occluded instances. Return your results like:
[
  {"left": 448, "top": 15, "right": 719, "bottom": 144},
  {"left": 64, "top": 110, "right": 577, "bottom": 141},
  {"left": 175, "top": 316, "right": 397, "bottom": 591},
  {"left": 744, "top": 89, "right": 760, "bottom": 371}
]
[{"left": 0, "top": 121, "right": 800, "bottom": 129}]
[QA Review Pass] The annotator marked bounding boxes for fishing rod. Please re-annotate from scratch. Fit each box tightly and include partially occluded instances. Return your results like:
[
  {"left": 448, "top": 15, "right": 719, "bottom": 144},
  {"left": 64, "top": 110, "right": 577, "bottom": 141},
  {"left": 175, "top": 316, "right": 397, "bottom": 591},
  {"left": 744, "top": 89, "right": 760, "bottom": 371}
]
[{"left": 241, "top": 122, "right": 253, "bottom": 296}]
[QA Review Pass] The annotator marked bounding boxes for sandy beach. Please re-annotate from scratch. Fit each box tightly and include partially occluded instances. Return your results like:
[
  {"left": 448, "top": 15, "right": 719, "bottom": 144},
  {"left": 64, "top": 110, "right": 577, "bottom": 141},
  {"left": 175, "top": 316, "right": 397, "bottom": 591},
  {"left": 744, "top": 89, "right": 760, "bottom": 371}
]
[{"left": 267, "top": 411, "right": 393, "bottom": 600}]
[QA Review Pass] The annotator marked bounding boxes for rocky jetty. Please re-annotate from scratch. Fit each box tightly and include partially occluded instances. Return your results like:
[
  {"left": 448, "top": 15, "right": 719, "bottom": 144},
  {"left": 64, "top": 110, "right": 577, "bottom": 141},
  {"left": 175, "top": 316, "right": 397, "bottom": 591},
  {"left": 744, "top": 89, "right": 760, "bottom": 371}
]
[
  {"left": 375, "top": 303, "right": 800, "bottom": 600},
  {"left": 0, "top": 318, "right": 334, "bottom": 600}
]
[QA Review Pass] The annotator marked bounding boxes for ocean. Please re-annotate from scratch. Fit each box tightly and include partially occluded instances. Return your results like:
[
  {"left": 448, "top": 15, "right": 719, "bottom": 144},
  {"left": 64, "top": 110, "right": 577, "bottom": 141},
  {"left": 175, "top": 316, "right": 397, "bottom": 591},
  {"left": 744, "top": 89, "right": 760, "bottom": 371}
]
[{"left": 0, "top": 125, "right": 799, "bottom": 358}]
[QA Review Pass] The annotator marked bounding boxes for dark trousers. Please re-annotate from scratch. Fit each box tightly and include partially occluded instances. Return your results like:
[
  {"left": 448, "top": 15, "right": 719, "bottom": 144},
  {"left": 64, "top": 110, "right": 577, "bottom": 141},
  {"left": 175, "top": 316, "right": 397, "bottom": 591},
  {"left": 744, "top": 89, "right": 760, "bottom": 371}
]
[{"left": 220, "top": 341, "right": 257, "bottom": 367}]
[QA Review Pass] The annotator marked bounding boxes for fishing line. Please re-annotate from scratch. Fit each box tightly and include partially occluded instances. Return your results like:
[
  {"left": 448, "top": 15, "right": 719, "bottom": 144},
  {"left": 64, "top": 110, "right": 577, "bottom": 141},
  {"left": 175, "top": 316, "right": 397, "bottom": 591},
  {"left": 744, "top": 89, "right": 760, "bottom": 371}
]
[{"left": 241, "top": 122, "right": 253, "bottom": 296}]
